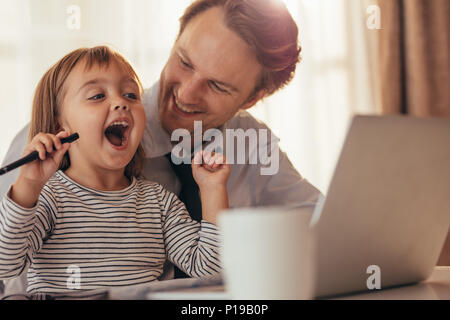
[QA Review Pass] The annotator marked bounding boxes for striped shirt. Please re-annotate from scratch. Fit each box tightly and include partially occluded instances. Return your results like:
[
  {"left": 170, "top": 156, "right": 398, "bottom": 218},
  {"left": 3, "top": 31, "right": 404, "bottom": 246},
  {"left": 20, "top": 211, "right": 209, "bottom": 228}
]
[{"left": 0, "top": 171, "right": 221, "bottom": 297}]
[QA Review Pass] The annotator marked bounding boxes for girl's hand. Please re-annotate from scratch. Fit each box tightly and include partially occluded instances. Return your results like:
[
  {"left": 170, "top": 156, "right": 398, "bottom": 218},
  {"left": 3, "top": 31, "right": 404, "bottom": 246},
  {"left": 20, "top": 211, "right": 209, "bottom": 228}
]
[
  {"left": 10, "top": 131, "right": 73, "bottom": 208},
  {"left": 17, "top": 131, "right": 72, "bottom": 187},
  {"left": 191, "top": 151, "right": 230, "bottom": 190},
  {"left": 191, "top": 151, "right": 230, "bottom": 225}
]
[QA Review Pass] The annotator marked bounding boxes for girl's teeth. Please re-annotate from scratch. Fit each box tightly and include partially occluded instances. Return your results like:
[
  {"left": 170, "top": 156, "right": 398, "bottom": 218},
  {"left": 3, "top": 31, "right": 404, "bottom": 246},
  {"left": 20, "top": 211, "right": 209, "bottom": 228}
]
[{"left": 110, "top": 121, "right": 129, "bottom": 127}]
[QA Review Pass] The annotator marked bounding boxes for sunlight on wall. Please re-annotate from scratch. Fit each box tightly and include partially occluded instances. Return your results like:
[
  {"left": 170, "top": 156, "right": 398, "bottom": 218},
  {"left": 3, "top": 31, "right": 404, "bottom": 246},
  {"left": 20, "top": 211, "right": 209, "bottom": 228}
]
[
  {"left": 248, "top": 0, "right": 379, "bottom": 192},
  {"left": 0, "top": 0, "right": 379, "bottom": 193}
]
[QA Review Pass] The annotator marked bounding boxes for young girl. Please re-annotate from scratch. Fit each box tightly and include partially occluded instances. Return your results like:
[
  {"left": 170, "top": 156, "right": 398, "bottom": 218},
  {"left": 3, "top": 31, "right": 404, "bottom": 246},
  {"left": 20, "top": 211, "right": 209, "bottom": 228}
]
[{"left": 0, "top": 46, "right": 230, "bottom": 299}]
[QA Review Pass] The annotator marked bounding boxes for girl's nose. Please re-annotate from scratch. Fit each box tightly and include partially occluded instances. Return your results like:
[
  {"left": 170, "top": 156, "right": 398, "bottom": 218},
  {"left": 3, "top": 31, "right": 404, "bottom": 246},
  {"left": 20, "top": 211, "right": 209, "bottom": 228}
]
[{"left": 113, "top": 105, "right": 128, "bottom": 111}]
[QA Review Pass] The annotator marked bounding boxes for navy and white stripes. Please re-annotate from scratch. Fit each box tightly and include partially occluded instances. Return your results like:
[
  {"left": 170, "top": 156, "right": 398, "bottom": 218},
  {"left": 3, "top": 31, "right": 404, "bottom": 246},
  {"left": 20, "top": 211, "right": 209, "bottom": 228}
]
[{"left": 0, "top": 171, "right": 221, "bottom": 296}]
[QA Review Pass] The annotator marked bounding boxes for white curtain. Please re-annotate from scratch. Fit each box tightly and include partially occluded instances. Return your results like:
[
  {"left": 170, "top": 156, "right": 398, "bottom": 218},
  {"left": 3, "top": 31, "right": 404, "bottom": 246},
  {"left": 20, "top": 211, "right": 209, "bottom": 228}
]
[
  {"left": 0, "top": 0, "right": 380, "bottom": 193},
  {"left": 248, "top": 0, "right": 380, "bottom": 192}
]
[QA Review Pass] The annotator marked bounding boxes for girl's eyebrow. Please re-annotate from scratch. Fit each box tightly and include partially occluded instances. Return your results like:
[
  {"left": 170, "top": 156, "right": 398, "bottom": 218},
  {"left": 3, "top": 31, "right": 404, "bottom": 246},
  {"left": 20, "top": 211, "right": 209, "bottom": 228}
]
[
  {"left": 77, "top": 78, "right": 107, "bottom": 94},
  {"left": 77, "top": 77, "right": 138, "bottom": 94},
  {"left": 122, "top": 78, "right": 140, "bottom": 88}
]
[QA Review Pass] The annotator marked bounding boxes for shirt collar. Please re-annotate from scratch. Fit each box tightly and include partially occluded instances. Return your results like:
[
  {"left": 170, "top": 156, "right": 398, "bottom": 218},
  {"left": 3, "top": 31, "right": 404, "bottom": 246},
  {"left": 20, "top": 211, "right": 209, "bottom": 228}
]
[{"left": 141, "top": 81, "right": 173, "bottom": 158}]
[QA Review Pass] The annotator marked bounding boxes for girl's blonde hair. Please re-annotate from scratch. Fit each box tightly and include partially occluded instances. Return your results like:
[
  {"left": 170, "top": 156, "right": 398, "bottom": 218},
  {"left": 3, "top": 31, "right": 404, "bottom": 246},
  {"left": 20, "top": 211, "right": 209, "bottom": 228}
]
[{"left": 29, "top": 45, "right": 146, "bottom": 179}]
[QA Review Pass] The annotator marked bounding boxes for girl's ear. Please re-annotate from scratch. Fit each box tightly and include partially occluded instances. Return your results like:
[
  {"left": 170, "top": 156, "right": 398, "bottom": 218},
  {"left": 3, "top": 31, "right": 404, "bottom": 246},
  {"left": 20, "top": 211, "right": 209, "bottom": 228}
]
[
  {"left": 55, "top": 121, "right": 61, "bottom": 132},
  {"left": 56, "top": 114, "right": 68, "bottom": 133},
  {"left": 55, "top": 120, "right": 63, "bottom": 133}
]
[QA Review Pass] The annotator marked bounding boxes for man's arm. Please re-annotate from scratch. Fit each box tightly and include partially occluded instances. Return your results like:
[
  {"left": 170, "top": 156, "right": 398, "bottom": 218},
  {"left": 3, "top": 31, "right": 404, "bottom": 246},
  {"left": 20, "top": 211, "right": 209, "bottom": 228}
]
[
  {"left": 258, "top": 148, "right": 321, "bottom": 209},
  {"left": 1, "top": 124, "right": 30, "bottom": 199},
  {"left": 223, "top": 111, "right": 322, "bottom": 210}
]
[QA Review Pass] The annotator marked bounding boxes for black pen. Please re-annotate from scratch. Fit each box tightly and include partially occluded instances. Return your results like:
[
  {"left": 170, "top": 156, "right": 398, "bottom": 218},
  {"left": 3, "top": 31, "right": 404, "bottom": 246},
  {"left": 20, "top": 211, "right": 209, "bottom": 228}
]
[{"left": 0, "top": 133, "right": 79, "bottom": 176}]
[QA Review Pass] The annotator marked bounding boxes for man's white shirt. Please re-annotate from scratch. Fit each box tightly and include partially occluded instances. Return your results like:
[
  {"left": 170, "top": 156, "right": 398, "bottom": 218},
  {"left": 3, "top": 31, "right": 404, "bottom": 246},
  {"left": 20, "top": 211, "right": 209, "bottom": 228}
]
[{"left": 140, "top": 82, "right": 321, "bottom": 209}]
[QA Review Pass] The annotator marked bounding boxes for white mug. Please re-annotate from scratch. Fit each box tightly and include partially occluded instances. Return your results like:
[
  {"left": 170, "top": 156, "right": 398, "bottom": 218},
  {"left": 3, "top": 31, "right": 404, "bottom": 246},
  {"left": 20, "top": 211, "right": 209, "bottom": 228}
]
[{"left": 218, "top": 207, "right": 315, "bottom": 300}]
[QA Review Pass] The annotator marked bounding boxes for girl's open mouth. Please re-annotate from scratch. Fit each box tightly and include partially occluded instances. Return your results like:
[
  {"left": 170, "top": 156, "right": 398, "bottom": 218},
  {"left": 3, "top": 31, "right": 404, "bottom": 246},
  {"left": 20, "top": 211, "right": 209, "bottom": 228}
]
[{"left": 104, "top": 122, "right": 130, "bottom": 148}]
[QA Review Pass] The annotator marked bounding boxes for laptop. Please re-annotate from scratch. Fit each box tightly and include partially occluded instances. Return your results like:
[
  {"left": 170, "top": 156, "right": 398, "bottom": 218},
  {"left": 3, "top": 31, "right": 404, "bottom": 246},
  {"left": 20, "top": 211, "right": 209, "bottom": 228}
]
[{"left": 311, "top": 115, "right": 450, "bottom": 298}]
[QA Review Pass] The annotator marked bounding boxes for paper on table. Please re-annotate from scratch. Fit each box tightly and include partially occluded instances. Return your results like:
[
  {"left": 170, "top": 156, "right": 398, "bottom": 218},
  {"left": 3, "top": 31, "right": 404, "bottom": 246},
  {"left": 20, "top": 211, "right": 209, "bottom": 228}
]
[
  {"left": 108, "top": 274, "right": 224, "bottom": 300},
  {"left": 146, "top": 288, "right": 229, "bottom": 300}
]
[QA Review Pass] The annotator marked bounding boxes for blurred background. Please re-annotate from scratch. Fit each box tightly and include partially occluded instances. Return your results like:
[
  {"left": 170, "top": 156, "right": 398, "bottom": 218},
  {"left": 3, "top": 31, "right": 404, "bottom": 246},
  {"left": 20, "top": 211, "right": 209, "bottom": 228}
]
[{"left": 0, "top": 0, "right": 448, "bottom": 194}]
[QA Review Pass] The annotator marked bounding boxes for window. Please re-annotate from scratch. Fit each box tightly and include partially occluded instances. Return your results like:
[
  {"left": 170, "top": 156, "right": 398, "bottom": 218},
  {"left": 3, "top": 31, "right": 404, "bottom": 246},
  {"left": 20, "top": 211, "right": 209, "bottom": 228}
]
[{"left": 0, "top": 0, "right": 379, "bottom": 193}]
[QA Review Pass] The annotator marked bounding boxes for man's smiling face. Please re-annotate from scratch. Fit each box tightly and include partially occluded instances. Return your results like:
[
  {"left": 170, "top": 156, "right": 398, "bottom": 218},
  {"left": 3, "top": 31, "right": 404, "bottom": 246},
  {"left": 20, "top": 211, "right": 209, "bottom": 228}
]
[{"left": 158, "top": 7, "right": 265, "bottom": 135}]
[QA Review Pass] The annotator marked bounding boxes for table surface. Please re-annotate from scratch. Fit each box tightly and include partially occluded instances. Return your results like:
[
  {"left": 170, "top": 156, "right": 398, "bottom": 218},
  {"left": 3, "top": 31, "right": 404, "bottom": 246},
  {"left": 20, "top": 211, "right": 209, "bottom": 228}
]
[
  {"left": 140, "top": 267, "right": 450, "bottom": 300},
  {"left": 3, "top": 267, "right": 449, "bottom": 300},
  {"left": 335, "top": 266, "right": 450, "bottom": 300}
]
